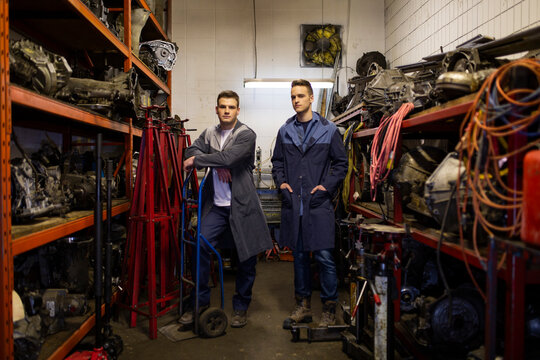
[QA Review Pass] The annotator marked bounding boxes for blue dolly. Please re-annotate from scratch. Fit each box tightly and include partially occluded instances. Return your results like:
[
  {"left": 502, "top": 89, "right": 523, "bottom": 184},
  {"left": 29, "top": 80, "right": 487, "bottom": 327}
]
[{"left": 179, "top": 169, "right": 228, "bottom": 338}]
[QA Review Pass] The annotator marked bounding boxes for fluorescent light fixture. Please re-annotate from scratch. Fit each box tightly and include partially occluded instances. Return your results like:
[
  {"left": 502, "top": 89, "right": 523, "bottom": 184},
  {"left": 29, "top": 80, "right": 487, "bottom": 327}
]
[{"left": 243, "top": 78, "right": 334, "bottom": 89}]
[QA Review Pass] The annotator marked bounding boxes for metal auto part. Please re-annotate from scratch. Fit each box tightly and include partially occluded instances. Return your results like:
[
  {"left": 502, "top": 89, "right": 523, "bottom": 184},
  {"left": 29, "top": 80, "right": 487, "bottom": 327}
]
[
  {"left": 11, "top": 158, "right": 63, "bottom": 220},
  {"left": 55, "top": 69, "right": 138, "bottom": 120},
  {"left": 393, "top": 146, "right": 447, "bottom": 218},
  {"left": 139, "top": 40, "right": 179, "bottom": 71},
  {"left": 436, "top": 69, "right": 495, "bottom": 100},
  {"left": 9, "top": 39, "right": 72, "bottom": 95},
  {"left": 430, "top": 292, "right": 483, "bottom": 349},
  {"left": 116, "top": 9, "right": 150, "bottom": 56},
  {"left": 424, "top": 152, "right": 466, "bottom": 234},
  {"left": 81, "top": 0, "right": 115, "bottom": 35}
]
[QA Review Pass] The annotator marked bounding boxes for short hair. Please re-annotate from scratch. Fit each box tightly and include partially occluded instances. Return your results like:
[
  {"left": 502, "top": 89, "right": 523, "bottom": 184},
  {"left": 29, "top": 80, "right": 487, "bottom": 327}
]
[
  {"left": 217, "top": 90, "right": 240, "bottom": 107},
  {"left": 291, "top": 79, "right": 313, "bottom": 95}
]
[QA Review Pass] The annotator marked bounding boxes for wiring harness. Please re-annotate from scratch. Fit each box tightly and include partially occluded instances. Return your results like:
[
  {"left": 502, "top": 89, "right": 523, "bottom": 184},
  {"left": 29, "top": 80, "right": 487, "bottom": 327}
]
[
  {"left": 457, "top": 58, "right": 540, "bottom": 300},
  {"left": 369, "top": 102, "right": 415, "bottom": 201}
]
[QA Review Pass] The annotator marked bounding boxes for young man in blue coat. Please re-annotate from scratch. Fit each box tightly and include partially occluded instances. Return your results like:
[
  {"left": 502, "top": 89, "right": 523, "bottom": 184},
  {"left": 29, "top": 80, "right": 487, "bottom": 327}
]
[
  {"left": 271, "top": 79, "right": 348, "bottom": 328},
  {"left": 181, "top": 90, "right": 272, "bottom": 328}
]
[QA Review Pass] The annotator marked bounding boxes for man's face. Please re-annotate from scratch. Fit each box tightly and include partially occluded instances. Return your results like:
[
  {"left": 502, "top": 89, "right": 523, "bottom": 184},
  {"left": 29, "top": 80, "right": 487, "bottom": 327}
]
[
  {"left": 216, "top": 97, "right": 239, "bottom": 129},
  {"left": 291, "top": 86, "right": 313, "bottom": 114}
]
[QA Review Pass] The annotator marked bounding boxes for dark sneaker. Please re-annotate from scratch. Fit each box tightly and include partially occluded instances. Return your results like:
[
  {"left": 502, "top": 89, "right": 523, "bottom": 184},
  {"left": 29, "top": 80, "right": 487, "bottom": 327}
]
[{"left": 230, "top": 309, "right": 247, "bottom": 328}]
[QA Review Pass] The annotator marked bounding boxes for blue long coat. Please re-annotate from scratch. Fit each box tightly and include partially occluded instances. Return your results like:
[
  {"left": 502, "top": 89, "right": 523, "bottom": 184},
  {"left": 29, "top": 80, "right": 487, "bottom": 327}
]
[{"left": 271, "top": 112, "right": 348, "bottom": 251}]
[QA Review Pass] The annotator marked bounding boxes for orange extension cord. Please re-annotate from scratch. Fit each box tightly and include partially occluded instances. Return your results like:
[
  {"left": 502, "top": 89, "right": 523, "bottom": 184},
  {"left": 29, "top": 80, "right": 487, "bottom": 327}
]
[
  {"left": 457, "top": 58, "right": 540, "bottom": 301},
  {"left": 370, "top": 102, "right": 415, "bottom": 201}
]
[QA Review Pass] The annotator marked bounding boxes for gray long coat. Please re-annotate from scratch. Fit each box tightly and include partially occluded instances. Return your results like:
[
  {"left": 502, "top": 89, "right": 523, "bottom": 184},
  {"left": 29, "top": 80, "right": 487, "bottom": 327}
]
[{"left": 185, "top": 120, "right": 272, "bottom": 262}]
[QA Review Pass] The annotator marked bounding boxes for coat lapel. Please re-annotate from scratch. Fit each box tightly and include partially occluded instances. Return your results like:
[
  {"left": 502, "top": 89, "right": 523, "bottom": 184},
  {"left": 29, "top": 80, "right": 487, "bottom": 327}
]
[
  {"left": 284, "top": 121, "right": 303, "bottom": 152},
  {"left": 304, "top": 114, "right": 328, "bottom": 153}
]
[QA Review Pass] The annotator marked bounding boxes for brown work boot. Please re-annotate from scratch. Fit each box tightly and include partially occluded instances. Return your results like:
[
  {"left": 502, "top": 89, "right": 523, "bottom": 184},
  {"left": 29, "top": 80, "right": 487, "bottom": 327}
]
[
  {"left": 319, "top": 300, "right": 337, "bottom": 327},
  {"left": 283, "top": 296, "right": 312, "bottom": 329}
]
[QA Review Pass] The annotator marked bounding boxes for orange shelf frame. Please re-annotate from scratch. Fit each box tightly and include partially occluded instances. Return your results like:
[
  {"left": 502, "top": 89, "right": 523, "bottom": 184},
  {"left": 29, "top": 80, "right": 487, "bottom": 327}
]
[
  {"left": 135, "top": 0, "right": 169, "bottom": 40},
  {"left": 132, "top": 56, "right": 171, "bottom": 94},
  {"left": 46, "top": 292, "right": 119, "bottom": 360},
  {"left": 10, "top": 86, "right": 142, "bottom": 137},
  {"left": 12, "top": 201, "right": 130, "bottom": 256},
  {"left": 65, "top": 0, "right": 130, "bottom": 57}
]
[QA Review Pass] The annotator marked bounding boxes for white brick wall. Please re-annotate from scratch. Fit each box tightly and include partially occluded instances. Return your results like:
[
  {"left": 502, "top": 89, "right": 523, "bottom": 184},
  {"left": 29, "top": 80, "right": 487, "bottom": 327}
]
[{"left": 384, "top": 0, "right": 540, "bottom": 67}]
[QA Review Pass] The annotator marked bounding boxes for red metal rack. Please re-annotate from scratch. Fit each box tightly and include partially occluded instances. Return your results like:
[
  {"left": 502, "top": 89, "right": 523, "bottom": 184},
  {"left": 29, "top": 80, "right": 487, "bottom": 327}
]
[{"left": 346, "top": 94, "right": 540, "bottom": 359}]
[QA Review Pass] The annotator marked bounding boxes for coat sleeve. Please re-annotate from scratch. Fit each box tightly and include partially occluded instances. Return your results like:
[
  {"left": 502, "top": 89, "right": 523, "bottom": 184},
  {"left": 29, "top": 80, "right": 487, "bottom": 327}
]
[
  {"left": 193, "top": 128, "right": 255, "bottom": 168},
  {"left": 185, "top": 129, "right": 210, "bottom": 158},
  {"left": 271, "top": 129, "right": 287, "bottom": 187},
  {"left": 321, "top": 129, "right": 348, "bottom": 195}
]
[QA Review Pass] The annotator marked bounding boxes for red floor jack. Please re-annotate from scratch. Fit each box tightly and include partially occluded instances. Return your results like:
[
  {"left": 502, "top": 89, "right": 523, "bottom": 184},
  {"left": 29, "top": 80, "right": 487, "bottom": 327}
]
[
  {"left": 67, "top": 135, "right": 122, "bottom": 359},
  {"left": 176, "top": 169, "right": 228, "bottom": 339}
]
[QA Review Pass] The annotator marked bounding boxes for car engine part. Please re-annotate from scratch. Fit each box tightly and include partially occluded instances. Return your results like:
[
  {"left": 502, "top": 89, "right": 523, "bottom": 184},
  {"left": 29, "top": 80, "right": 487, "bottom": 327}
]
[
  {"left": 55, "top": 69, "right": 138, "bottom": 120},
  {"left": 139, "top": 40, "right": 179, "bottom": 71},
  {"left": 393, "top": 146, "right": 447, "bottom": 219},
  {"left": 424, "top": 151, "right": 466, "bottom": 234},
  {"left": 116, "top": 9, "right": 150, "bottom": 56},
  {"left": 436, "top": 69, "right": 494, "bottom": 100},
  {"left": 9, "top": 39, "right": 72, "bottom": 95}
]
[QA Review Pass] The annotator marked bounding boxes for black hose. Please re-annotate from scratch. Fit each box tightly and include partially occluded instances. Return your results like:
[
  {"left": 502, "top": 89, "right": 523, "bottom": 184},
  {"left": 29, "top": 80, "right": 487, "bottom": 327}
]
[
  {"left": 104, "top": 159, "right": 113, "bottom": 336},
  {"left": 95, "top": 133, "right": 103, "bottom": 348}
]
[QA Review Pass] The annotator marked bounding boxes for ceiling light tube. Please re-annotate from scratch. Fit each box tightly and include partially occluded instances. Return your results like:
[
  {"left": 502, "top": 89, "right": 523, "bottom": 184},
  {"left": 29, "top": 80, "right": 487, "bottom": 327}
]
[{"left": 243, "top": 78, "right": 334, "bottom": 89}]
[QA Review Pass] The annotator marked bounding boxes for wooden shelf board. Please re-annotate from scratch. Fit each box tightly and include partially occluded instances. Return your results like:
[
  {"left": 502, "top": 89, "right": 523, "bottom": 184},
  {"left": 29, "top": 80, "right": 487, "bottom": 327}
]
[{"left": 12, "top": 200, "right": 130, "bottom": 256}]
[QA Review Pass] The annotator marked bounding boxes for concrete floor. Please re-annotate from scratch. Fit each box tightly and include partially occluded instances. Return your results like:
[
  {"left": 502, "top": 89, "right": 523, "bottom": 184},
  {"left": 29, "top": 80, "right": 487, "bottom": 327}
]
[{"left": 112, "top": 261, "right": 351, "bottom": 360}]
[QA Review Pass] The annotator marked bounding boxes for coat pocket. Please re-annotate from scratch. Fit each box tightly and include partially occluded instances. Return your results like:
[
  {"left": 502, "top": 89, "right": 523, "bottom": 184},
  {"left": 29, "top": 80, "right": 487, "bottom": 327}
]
[
  {"left": 280, "top": 189, "right": 293, "bottom": 208},
  {"left": 309, "top": 190, "right": 330, "bottom": 208}
]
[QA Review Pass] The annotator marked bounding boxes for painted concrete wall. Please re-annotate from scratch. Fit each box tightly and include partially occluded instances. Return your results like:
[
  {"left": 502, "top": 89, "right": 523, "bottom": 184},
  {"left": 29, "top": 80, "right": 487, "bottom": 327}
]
[
  {"left": 170, "top": 0, "right": 385, "bottom": 170},
  {"left": 385, "top": 0, "right": 540, "bottom": 67}
]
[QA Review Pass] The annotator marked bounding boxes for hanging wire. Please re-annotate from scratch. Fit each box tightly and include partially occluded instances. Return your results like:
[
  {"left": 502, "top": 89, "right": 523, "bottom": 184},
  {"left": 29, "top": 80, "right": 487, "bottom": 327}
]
[
  {"left": 456, "top": 58, "right": 540, "bottom": 301},
  {"left": 252, "top": 0, "right": 258, "bottom": 78}
]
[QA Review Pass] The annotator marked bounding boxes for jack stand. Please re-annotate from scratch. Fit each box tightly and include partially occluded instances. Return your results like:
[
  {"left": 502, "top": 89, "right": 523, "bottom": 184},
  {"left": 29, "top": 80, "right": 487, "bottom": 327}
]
[{"left": 121, "top": 106, "right": 193, "bottom": 339}]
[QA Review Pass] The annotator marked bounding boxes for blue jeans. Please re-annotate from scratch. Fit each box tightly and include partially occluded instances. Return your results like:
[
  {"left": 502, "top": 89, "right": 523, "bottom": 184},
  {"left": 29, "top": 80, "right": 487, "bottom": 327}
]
[
  {"left": 194, "top": 206, "right": 257, "bottom": 311},
  {"left": 293, "top": 225, "right": 338, "bottom": 302}
]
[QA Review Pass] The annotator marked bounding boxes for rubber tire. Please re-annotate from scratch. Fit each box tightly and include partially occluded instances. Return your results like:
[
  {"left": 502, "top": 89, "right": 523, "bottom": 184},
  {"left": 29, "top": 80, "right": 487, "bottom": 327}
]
[
  {"left": 199, "top": 307, "right": 228, "bottom": 338},
  {"left": 356, "top": 51, "right": 387, "bottom": 76}
]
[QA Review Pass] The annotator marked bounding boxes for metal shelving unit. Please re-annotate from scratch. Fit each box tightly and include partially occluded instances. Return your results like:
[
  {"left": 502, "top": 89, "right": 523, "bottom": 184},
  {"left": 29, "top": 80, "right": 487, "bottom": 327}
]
[
  {"left": 0, "top": 0, "right": 171, "bottom": 358},
  {"left": 347, "top": 94, "right": 540, "bottom": 359}
]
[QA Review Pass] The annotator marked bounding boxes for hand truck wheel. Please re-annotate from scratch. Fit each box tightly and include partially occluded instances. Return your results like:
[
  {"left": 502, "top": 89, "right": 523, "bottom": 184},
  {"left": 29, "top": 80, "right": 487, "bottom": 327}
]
[{"left": 199, "top": 307, "right": 228, "bottom": 338}]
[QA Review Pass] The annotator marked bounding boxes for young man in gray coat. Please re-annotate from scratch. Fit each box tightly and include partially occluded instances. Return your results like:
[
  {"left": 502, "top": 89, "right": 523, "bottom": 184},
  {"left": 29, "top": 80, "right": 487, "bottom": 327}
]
[
  {"left": 272, "top": 80, "right": 347, "bottom": 328},
  {"left": 181, "top": 90, "right": 272, "bottom": 328}
]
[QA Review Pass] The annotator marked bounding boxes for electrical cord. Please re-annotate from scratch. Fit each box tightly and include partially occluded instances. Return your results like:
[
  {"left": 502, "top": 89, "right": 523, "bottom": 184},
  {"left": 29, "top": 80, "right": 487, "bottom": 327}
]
[
  {"left": 456, "top": 58, "right": 540, "bottom": 299},
  {"left": 342, "top": 121, "right": 364, "bottom": 208},
  {"left": 369, "top": 102, "right": 415, "bottom": 201}
]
